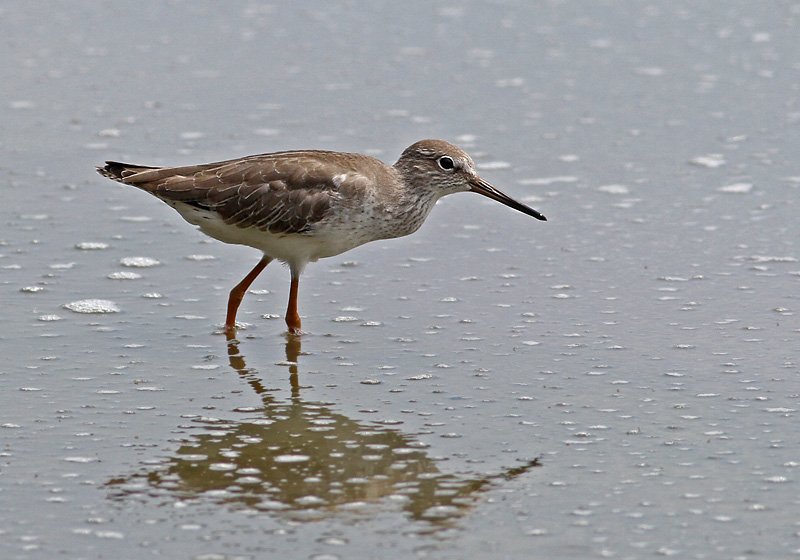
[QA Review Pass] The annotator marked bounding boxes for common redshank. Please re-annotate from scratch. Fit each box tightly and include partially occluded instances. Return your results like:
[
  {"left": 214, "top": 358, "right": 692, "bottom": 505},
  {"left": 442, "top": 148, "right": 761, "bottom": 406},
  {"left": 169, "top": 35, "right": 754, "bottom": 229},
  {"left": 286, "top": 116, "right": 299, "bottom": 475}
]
[{"left": 98, "top": 139, "right": 546, "bottom": 334}]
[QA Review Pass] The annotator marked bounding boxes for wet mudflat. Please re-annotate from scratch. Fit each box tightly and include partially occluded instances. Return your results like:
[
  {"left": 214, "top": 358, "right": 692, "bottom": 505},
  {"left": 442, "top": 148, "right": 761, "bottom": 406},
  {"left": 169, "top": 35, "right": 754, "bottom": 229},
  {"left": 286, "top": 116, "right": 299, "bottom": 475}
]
[{"left": 2, "top": 2, "right": 799, "bottom": 559}]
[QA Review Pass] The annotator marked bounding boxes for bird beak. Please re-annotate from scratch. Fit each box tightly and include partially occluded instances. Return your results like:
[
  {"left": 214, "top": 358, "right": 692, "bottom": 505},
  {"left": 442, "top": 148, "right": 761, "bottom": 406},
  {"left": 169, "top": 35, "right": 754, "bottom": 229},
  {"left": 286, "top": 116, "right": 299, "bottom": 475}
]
[{"left": 469, "top": 178, "right": 547, "bottom": 221}]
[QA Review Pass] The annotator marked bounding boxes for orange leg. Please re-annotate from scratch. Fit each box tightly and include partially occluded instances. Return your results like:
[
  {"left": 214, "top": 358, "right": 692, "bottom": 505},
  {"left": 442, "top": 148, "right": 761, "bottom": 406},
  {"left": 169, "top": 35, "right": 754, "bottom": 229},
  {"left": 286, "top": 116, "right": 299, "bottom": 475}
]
[
  {"left": 285, "top": 274, "right": 302, "bottom": 334},
  {"left": 226, "top": 256, "right": 272, "bottom": 330}
]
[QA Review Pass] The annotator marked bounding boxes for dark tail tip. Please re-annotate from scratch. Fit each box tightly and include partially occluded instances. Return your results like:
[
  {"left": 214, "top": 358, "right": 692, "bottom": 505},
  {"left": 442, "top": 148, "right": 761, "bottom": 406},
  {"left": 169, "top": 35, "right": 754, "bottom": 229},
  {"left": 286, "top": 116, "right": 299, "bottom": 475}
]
[
  {"left": 97, "top": 161, "right": 157, "bottom": 182},
  {"left": 97, "top": 161, "right": 129, "bottom": 181}
]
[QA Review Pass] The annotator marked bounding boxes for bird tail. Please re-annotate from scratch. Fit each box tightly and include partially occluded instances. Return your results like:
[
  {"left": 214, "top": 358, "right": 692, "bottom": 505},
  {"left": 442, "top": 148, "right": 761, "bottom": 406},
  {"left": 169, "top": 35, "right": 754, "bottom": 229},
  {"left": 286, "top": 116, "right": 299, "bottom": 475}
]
[{"left": 96, "top": 161, "right": 159, "bottom": 182}]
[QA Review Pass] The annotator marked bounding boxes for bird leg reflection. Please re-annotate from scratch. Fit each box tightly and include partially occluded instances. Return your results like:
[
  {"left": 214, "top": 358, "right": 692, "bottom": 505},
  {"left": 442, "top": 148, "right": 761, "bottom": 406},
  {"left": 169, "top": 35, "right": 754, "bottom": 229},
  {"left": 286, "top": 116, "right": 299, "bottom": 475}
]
[
  {"left": 225, "top": 330, "right": 302, "bottom": 395},
  {"left": 284, "top": 331, "right": 302, "bottom": 393}
]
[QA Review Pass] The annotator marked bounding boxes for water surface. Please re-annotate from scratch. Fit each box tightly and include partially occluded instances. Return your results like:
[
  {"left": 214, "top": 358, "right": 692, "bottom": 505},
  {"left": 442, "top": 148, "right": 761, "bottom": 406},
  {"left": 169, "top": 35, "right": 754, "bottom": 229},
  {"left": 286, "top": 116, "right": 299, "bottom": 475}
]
[{"left": 2, "top": 2, "right": 798, "bottom": 558}]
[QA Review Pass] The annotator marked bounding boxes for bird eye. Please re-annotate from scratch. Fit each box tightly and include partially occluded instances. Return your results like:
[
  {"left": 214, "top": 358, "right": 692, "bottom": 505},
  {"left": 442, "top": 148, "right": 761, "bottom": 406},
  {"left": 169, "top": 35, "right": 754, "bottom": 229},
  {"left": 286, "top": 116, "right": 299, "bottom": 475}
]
[{"left": 437, "top": 156, "right": 455, "bottom": 170}]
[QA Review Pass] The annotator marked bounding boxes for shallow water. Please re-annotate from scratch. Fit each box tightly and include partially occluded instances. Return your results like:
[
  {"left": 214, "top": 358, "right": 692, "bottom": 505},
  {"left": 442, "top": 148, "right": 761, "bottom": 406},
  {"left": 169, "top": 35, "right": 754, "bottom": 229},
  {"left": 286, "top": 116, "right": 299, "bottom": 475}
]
[{"left": 2, "top": 2, "right": 799, "bottom": 559}]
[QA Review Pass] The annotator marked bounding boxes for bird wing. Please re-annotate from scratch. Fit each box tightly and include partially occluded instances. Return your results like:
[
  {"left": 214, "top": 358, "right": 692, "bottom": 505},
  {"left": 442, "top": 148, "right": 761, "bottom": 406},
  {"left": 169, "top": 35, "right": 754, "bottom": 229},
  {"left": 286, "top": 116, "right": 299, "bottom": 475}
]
[{"left": 100, "top": 152, "right": 376, "bottom": 235}]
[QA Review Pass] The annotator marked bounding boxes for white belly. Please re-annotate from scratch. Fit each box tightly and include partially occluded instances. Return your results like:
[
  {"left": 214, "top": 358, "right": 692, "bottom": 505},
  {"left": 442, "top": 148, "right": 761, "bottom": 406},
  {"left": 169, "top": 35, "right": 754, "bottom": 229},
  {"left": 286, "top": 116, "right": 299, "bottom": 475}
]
[{"left": 169, "top": 202, "right": 380, "bottom": 273}]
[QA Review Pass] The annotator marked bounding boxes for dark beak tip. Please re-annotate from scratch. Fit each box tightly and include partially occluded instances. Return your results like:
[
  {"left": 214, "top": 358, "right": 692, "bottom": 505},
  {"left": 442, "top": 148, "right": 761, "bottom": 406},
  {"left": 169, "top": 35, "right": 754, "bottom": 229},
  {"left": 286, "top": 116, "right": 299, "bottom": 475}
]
[{"left": 469, "top": 181, "right": 547, "bottom": 222}]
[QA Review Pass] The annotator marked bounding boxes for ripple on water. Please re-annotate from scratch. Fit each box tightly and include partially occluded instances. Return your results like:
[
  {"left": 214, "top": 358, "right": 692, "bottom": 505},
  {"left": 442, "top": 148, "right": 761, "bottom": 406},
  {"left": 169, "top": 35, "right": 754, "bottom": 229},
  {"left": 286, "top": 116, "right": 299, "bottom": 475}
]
[
  {"left": 63, "top": 299, "right": 120, "bottom": 313},
  {"left": 75, "top": 242, "right": 110, "bottom": 250},
  {"left": 38, "top": 314, "right": 63, "bottom": 321},
  {"left": 120, "top": 257, "right": 161, "bottom": 268},
  {"left": 597, "top": 184, "right": 630, "bottom": 194},
  {"left": 717, "top": 183, "right": 753, "bottom": 194},
  {"left": 274, "top": 454, "right": 310, "bottom": 464},
  {"left": 689, "top": 154, "right": 726, "bottom": 168},
  {"left": 108, "top": 271, "right": 142, "bottom": 280},
  {"left": 185, "top": 254, "right": 217, "bottom": 261}
]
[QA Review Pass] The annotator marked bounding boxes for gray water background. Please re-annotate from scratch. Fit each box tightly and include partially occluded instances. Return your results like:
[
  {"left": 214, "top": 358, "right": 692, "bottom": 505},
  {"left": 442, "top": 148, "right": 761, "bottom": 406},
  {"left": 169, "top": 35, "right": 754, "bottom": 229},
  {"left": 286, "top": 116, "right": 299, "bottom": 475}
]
[{"left": 2, "top": 2, "right": 799, "bottom": 559}]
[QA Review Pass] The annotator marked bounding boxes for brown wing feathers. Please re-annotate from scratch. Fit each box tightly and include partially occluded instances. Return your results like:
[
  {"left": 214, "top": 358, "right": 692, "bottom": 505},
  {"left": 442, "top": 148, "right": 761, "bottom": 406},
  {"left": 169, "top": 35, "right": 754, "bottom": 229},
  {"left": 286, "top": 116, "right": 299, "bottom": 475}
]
[{"left": 97, "top": 157, "right": 336, "bottom": 235}]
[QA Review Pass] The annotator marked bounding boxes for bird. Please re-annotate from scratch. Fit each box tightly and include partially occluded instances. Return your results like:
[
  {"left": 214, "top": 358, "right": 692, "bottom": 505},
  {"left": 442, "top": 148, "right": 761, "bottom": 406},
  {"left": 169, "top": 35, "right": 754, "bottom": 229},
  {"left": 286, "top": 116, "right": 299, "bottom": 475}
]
[{"left": 97, "top": 139, "right": 546, "bottom": 334}]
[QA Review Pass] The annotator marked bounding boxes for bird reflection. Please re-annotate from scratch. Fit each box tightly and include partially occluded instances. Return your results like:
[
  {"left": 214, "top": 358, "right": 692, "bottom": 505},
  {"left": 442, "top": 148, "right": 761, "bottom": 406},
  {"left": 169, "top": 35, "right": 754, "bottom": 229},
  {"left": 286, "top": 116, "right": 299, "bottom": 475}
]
[
  {"left": 225, "top": 329, "right": 304, "bottom": 395},
  {"left": 107, "top": 335, "right": 540, "bottom": 529}
]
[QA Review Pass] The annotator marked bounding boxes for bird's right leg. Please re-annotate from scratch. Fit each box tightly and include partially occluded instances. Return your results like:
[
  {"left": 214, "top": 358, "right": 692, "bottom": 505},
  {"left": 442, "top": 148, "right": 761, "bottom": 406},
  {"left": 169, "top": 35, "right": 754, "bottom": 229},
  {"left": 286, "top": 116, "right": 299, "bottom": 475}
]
[
  {"left": 226, "top": 256, "right": 272, "bottom": 330},
  {"left": 285, "top": 273, "right": 302, "bottom": 334}
]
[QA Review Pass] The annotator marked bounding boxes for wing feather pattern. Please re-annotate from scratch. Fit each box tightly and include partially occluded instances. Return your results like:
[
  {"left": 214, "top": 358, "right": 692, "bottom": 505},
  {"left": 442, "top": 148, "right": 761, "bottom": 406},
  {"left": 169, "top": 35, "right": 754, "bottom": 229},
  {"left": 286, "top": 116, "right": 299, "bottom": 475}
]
[{"left": 97, "top": 151, "right": 379, "bottom": 235}]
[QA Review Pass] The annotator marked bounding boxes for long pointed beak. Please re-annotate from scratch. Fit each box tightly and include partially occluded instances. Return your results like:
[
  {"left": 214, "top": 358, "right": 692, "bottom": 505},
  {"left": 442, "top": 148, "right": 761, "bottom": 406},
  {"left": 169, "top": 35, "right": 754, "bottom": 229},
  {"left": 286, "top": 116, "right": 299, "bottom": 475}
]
[{"left": 469, "top": 179, "right": 547, "bottom": 221}]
